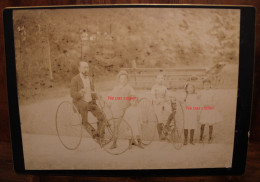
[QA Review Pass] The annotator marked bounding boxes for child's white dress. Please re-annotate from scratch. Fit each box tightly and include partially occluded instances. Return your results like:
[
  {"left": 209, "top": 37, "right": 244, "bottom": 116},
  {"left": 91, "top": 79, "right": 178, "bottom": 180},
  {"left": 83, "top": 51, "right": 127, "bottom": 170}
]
[
  {"left": 199, "top": 90, "right": 222, "bottom": 125},
  {"left": 183, "top": 94, "right": 200, "bottom": 130},
  {"left": 151, "top": 84, "right": 171, "bottom": 124},
  {"left": 123, "top": 105, "right": 141, "bottom": 137}
]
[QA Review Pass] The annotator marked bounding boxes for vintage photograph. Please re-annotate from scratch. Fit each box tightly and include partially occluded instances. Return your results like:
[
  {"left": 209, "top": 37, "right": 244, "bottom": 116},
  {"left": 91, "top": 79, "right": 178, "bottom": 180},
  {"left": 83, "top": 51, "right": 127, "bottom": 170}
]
[{"left": 13, "top": 7, "right": 240, "bottom": 170}]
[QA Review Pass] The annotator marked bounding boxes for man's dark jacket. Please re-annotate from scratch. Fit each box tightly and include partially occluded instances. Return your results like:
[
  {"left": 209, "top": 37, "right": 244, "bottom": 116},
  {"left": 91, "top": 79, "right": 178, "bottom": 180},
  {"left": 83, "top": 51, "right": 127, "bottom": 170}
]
[{"left": 70, "top": 74, "right": 96, "bottom": 105}]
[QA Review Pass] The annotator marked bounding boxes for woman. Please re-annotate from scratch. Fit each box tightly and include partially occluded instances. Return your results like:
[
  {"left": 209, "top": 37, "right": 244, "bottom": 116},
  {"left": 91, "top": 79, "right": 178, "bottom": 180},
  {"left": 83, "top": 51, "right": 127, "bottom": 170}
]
[{"left": 108, "top": 70, "right": 136, "bottom": 149}]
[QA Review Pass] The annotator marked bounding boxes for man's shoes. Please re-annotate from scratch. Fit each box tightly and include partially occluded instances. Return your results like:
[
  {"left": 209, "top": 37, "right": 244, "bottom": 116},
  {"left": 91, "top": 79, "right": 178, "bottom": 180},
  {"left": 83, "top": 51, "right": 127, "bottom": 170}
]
[
  {"left": 110, "top": 142, "right": 117, "bottom": 149},
  {"left": 92, "top": 131, "right": 99, "bottom": 139}
]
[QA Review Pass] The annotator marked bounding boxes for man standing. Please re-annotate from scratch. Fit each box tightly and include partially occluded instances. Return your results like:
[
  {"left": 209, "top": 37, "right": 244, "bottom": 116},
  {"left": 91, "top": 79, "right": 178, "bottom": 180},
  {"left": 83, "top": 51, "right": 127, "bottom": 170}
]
[{"left": 70, "top": 61, "right": 106, "bottom": 143}]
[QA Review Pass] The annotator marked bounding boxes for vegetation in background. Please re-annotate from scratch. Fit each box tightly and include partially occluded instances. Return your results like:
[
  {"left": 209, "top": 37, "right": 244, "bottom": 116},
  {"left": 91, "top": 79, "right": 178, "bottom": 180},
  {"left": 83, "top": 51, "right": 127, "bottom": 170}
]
[{"left": 13, "top": 8, "right": 240, "bottom": 102}]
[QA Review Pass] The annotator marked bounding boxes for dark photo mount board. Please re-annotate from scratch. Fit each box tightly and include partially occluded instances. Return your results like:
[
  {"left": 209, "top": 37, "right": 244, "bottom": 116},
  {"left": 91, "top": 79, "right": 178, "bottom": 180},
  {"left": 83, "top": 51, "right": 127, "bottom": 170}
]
[{"left": 3, "top": 4, "right": 255, "bottom": 176}]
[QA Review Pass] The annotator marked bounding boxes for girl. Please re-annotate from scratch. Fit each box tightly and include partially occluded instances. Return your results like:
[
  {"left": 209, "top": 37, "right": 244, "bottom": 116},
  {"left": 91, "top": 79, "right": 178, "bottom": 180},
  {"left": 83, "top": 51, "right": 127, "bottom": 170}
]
[
  {"left": 151, "top": 74, "right": 171, "bottom": 140},
  {"left": 123, "top": 95, "right": 144, "bottom": 149},
  {"left": 108, "top": 70, "right": 136, "bottom": 149},
  {"left": 182, "top": 83, "right": 200, "bottom": 145},
  {"left": 199, "top": 78, "right": 222, "bottom": 143}
]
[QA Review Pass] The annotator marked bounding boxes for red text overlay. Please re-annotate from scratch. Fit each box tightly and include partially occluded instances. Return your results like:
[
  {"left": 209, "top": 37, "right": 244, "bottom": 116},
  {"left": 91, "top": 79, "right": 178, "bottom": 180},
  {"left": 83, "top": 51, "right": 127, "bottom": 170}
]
[
  {"left": 186, "top": 106, "right": 214, "bottom": 110},
  {"left": 108, "top": 96, "right": 136, "bottom": 100}
]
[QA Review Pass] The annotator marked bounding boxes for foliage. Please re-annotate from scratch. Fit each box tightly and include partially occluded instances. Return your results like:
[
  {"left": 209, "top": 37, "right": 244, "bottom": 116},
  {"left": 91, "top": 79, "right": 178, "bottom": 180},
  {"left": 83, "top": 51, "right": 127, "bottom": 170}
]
[{"left": 13, "top": 8, "right": 240, "bottom": 100}]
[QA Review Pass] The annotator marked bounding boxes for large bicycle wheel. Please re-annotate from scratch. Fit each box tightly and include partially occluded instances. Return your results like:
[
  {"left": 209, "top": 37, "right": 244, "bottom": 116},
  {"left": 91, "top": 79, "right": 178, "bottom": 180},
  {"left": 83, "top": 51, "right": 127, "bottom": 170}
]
[
  {"left": 171, "top": 100, "right": 185, "bottom": 150},
  {"left": 103, "top": 118, "right": 133, "bottom": 155},
  {"left": 170, "top": 127, "right": 183, "bottom": 150},
  {"left": 138, "top": 98, "right": 158, "bottom": 145},
  {"left": 56, "top": 101, "right": 83, "bottom": 150},
  {"left": 99, "top": 118, "right": 114, "bottom": 147}
]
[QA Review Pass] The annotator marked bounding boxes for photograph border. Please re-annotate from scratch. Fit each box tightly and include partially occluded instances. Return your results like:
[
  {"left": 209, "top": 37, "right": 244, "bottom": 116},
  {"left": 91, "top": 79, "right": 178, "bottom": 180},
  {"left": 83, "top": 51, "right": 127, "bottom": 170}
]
[{"left": 3, "top": 4, "right": 255, "bottom": 176}]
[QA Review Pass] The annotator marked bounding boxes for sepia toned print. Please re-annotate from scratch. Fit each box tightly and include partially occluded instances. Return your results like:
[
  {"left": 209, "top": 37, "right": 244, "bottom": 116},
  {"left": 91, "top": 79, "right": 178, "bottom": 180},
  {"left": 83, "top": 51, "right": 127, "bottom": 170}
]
[{"left": 13, "top": 8, "right": 240, "bottom": 169}]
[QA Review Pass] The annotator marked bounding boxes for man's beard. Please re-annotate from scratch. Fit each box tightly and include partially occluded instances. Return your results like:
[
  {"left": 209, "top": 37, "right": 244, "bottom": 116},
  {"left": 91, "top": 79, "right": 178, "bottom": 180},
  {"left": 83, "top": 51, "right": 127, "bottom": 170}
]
[{"left": 82, "top": 72, "right": 88, "bottom": 76}]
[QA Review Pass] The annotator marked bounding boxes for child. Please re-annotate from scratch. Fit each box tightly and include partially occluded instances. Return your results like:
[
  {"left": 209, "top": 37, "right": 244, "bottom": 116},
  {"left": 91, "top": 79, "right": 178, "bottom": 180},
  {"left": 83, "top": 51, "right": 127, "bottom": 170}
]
[
  {"left": 123, "top": 96, "right": 144, "bottom": 149},
  {"left": 151, "top": 74, "right": 171, "bottom": 140},
  {"left": 199, "top": 78, "right": 222, "bottom": 143},
  {"left": 182, "top": 83, "right": 200, "bottom": 145}
]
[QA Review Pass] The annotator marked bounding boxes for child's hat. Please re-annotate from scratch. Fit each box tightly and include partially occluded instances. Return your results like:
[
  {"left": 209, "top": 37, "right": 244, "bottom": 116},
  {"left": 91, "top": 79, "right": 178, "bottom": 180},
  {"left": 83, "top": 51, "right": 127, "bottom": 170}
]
[
  {"left": 117, "top": 70, "right": 129, "bottom": 79},
  {"left": 202, "top": 77, "right": 211, "bottom": 84},
  {"left": 184, "top": 82, "right": 196, "bottom": 90}
]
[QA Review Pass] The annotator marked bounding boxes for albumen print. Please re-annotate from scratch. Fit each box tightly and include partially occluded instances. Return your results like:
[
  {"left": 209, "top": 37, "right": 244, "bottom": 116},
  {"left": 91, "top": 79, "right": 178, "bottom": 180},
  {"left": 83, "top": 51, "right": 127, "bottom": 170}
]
[{"left": 13, "top": 8, "right": 240, "bottom": 169}]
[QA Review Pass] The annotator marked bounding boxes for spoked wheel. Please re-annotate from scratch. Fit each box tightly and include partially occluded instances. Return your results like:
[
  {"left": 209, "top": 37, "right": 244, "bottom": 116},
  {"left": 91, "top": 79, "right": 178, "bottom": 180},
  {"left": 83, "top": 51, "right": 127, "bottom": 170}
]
[
  {"left": 138, "top": 98, "right": 158, "bottom": 145},
  {"left": 170, "top": 127, "right": 183, "bottom": 150},
  {"left": 171, "top": 100, "right": 185, "bottom": 150},
  {"left": 56, "top": 101, "right": 83, "bottom": 150},
  {"left": 103, "top": 118, "right": 133, "bottom": 155},
  {"left": 99, "top": 119, "right": 114, "bottom": 147}
]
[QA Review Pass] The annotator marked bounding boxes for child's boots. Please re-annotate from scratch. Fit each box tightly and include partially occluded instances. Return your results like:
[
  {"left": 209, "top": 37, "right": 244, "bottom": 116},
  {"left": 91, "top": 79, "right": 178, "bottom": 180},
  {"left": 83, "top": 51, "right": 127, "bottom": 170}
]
[
  {"left": 190, "top": 129, "right": 195, "bottom": 145},
  {"left": 184, "top": 129, "right": 188, "bottom": 145},
  {"left": 199, "top": 125, "right": 205, "bottom": 143},
  {"left": 157, "top": 123, "right": 165, "bottom": 140},
  {"left": 208, "top": 125, "right": 213, "bottom": 143}
]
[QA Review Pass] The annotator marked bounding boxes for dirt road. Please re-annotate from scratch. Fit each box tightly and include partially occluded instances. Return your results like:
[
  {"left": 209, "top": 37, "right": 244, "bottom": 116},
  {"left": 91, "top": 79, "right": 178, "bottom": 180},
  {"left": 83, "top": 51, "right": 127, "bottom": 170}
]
[
  {"left": 22, "top": 133, "right": 233, "bottom": 170},
  {"left": 19, "top": 89, "right": 237, "bottom": 169}
]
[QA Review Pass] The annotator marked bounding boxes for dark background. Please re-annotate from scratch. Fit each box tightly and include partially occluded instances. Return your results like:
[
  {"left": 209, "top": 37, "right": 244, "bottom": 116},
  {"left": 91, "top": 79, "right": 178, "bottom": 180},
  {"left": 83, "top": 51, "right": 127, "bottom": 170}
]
[{"left": 0, "top": 0, "right": 259, "bottom": 181}]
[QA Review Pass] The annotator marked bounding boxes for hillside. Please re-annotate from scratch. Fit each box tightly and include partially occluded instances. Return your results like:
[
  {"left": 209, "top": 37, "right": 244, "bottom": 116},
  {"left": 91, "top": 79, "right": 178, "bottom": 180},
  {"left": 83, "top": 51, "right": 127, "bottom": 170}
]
[{"left": 13, "top": 8, "right": 240, "bottom": 102}]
